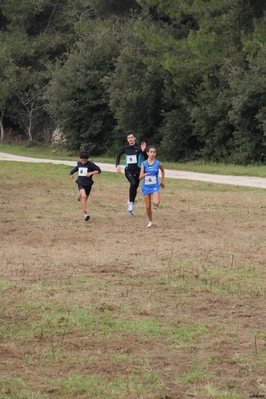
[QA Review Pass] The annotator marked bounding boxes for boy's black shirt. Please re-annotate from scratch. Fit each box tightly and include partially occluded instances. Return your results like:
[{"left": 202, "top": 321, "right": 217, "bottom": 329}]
[{"left": 70, "top": 160, "right": 101, "bottom": 186}]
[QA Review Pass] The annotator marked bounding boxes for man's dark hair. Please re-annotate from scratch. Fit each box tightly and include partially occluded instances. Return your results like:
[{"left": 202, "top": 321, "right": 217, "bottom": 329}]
[{"left": 79, "top": 150, "right": 89, "bottom": 159}]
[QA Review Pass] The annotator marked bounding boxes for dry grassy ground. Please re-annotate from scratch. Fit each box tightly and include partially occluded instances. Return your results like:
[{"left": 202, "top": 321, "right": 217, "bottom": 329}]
[{"left": 1, "top": 161, "right": 266, "bottom": 399}]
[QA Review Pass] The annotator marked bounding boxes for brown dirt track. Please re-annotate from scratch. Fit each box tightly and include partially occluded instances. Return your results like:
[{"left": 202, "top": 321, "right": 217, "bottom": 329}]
[{"left": 1, "top": 155, "right": 266, "bottom": 399}]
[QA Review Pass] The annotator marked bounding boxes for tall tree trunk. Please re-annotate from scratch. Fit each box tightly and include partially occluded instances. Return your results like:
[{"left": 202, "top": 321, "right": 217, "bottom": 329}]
[
  {"left": 27, "top": 109, "right": 33, "bottom": 142},
  {"left": 0, "top": 111, "right": 5, "bottom": 142}
]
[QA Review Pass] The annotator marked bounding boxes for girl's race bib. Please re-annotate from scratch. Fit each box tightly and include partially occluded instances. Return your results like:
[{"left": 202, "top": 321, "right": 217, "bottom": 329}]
[{"left": 145, "top": 175, "right": 156, "bottom": 185}]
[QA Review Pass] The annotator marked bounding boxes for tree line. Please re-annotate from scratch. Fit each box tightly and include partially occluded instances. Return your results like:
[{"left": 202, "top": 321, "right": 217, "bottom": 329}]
[{"left": 1, "top": 0, "right": 266, "bottom": 164}]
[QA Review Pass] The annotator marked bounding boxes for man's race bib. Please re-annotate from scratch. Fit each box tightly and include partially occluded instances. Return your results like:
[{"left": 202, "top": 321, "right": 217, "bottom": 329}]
[
  {"left": 126, "top": 154, "right": 137, "bottom": 164},
  {"left": 145, "top": 175, "right": 156, "bottom": 185},
  {"left": 78, "top": 167, "right": 88, "bottom": 176}
]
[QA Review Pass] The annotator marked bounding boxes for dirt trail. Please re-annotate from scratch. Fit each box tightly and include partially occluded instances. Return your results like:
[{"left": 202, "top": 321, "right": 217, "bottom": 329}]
[{"left": 1, "top": 151, "right": 266, "bottom": 188}]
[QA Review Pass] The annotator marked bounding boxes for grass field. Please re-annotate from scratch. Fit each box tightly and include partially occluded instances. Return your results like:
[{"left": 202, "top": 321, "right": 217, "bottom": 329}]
[{"left": 1, "top": 158, "right": 266, "bottom": 399}]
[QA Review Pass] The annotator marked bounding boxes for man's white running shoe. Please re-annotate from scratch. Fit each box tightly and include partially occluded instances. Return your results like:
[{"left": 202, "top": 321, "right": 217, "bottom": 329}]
[
  {"left": 153, "top": 204, "right": 158, "bottom": 209},
  {"left": 147, "top": 221, "right": 153, "bottom": 228},
  {"left": 127, "top": 201, "right": 134, "bottom": 215}
]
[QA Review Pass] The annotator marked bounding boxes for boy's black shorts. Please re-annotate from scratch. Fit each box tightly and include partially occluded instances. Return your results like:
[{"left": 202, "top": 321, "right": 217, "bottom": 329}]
[{"left": 78, "top": 185, "right": 92, "bottom": 196}]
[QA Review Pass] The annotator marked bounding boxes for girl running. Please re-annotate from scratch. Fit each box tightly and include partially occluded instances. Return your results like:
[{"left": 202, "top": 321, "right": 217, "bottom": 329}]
[{"left": 139, "top": 145, "right": 165, "bottom": 228}]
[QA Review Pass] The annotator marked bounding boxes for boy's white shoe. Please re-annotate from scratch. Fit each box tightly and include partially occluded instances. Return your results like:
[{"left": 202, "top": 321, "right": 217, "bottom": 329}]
[
  {"left": 83, "top": 212, "right": 90, "bottom": 221},
  {"left": 147, "top": 221, "right": 153, "bottom": 228}
]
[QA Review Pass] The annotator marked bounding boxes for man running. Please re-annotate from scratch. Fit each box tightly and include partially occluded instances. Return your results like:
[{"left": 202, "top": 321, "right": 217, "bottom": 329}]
[{"left": 115, "top": 131, "right": 147, "bottom": 215}]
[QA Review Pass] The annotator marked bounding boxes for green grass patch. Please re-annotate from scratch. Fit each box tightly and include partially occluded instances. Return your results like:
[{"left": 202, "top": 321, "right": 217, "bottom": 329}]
[{"left": 1, "top": 160, "right": 266, "bottom": 398}]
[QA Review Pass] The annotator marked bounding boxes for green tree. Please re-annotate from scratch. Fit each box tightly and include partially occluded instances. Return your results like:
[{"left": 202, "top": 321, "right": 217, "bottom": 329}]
[
  {"left": 45, "top": 22, "right": 120, "bottom": 154},
  {"left": 104, "top": 29, "right": 165, "bottom": 144},
  {"left": 134, "top": 0, "right": 266, "bottom": 163},
  {"left": 0, "top": 0, "right": 87, "bottom": 140},
  {"left": 158, "top": 76, "right": 198, "bottom": 162},
  {"left": 88, "top": 0, "right": 140, "bottom": 17},
  {"left": 0, "top": 39, "right": 17, "bottom": 141}
]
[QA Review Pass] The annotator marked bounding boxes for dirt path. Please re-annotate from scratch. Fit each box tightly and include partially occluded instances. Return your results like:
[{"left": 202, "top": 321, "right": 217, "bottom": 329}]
[{"left": 1, "top": 151, "right": 266, "bottom": 188}]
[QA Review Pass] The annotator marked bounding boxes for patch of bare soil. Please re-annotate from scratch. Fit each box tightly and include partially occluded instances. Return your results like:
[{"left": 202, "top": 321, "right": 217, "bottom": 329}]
[{"left": 1, "top": 163, "right": 266, "bottom": 399}]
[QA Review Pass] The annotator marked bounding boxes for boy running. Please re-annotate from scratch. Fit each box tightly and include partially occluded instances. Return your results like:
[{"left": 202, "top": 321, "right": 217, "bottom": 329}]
[{"left": 70, "top": 150, "right": 101, "bottom": 221}]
